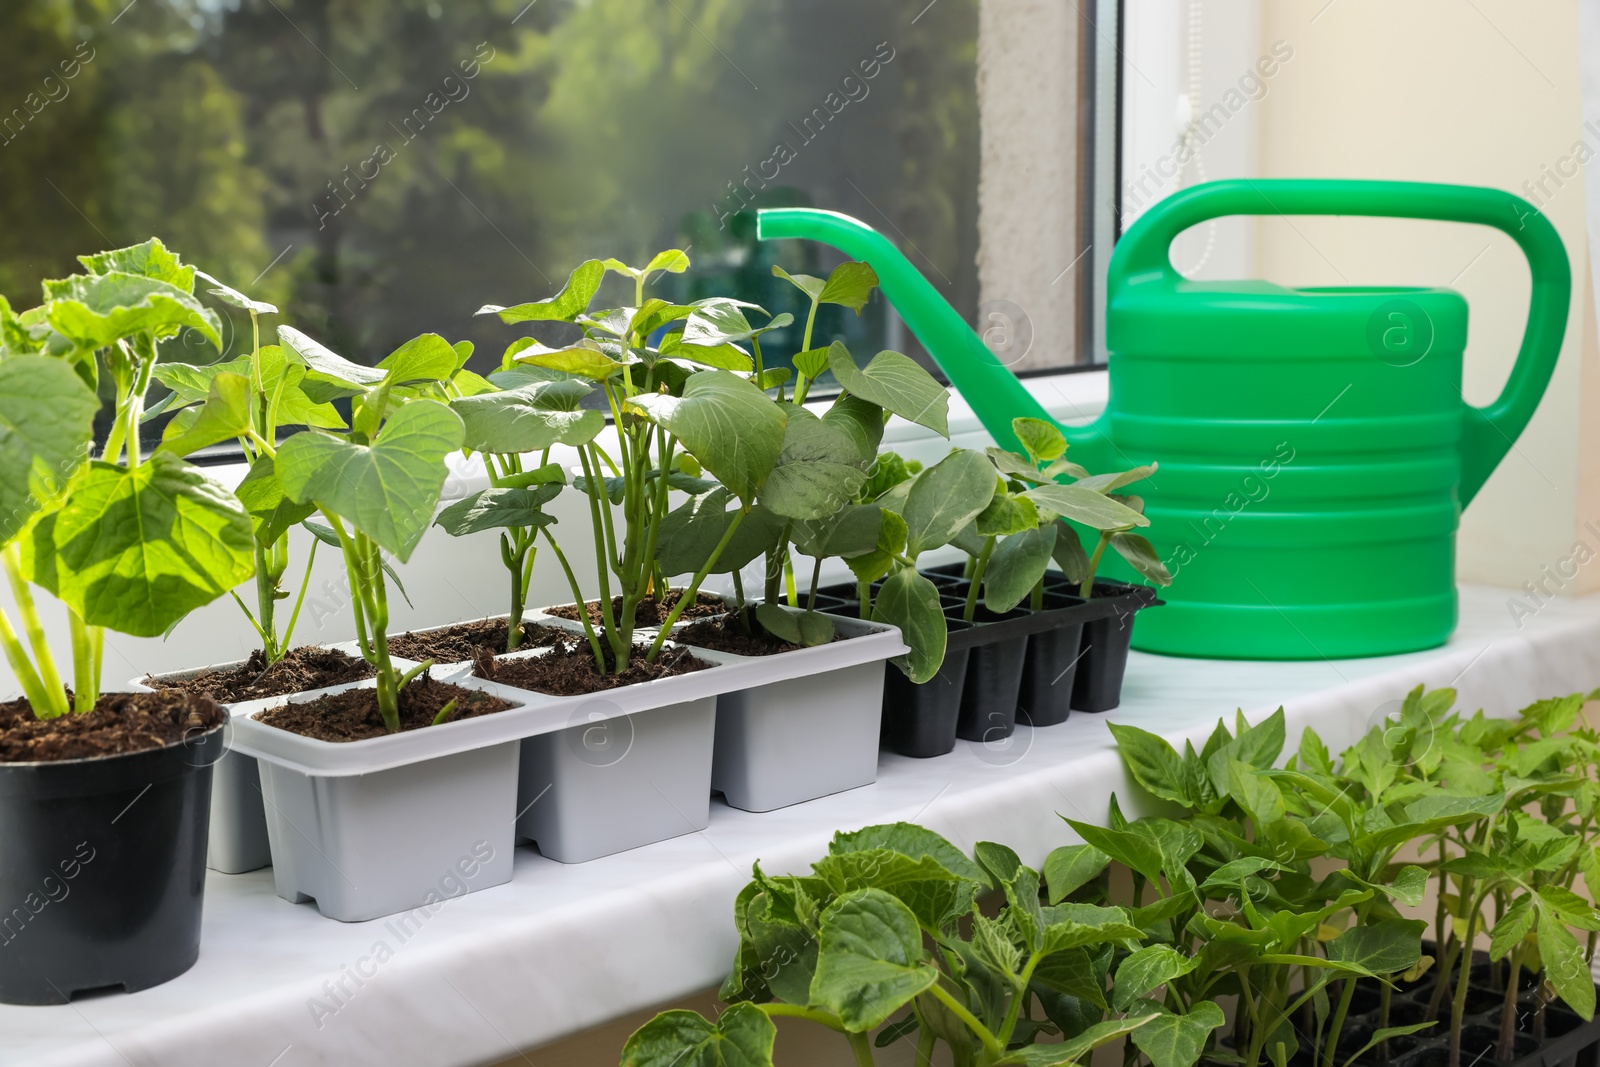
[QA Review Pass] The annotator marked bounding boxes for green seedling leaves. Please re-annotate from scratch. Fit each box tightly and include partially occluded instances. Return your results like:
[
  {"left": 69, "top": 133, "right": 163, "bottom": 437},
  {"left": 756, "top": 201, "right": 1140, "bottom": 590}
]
[
  {"left": 829, "top": 823, "right": 988, "bottom": 882},
  {"left": 195, "top": 270, "right": 277, "bottom": 315},
  {"left": 277, "top": 399, "right": 465, "bottom": 561},
  {"left": 1007, "top": 1015, "right": 1160, "bottom": 1067},
  {"left": 79, "top": 239, "right": 195, "bottom": 290},
  {"left": 812, "top": 848, "right": 974, "bottom": 932},
  {"left": 1043, "top": 844, "right": 1111, "bottom": 903},
  {"left": 792, "top": 346, "right": 830, "bottom": 381},
  {"left": 451, "top": 379, "right": 603, "bottom": 454},
  {"left": 1129, "top": 1002, "right": 1226, "bottom": 1067},
  {"left": 985, "top": 524, "right": 1057, "bottom": 613},
  {"left": 657, "top": 489, "right": 784, "bottom": 576},
  {"left": 377, "top": 334, "right": 459, "bottom": 385},
  {"left": 808, "top": 889, "right": 939, "bottom": 1032},
  {"left": 515, "top": 339, "right": 630, "bottom": 381},
  {"left": 278, "top": 325, "right": 386, "bottom": 386},
  {"left": 817, "top": 262, "right": 880, "bottom": 312},
  {"left": 605, "top": 250, "right": 691, "bottom": 286},
  {"left": 771, "top": 264, "right": 826, "bottom": 301},
  {"left": 791, "top": 504, "right": 882, "bottom": 560},
  {"left": 434, "top": 485, "right": 560, "bottom": 537},
  {"left": 1073, "top": 464, "right": 1159, "bottom": 495},
  {"left": 976, "top": 485, "right": 1040, "bottom": 538},
  {"left": 754, "top": 603, "right": 834, "bottom": 648},
  {"left": 631, "top": 371, "right": 785, "bottom": 504},
  {"left": 1112, "top": 532, "right": 1173, "bottom": 586},
  {"left": 902, "top": 449, "right": 997, "bottom": 557},
  {"left": 618, "top": 1002, "right": 775, "bottom": 1067},
  {"left": 1537, "top": 905, "right": 1596, "bottom": 1019},
  {"left": 1114, "top": 945, "right": 1199, "bottom": 1012},
  {"left": 157, "top": 371, "right": 252, "bottom": 457},
  {"left": 820, "top": 395, "right": 885, "bottom": 462},
  {"left": 1013, "top": 417, "right": 1067, "bottom": 464},
  {"left": 828, "top": 344, "right": 949, "bottom": 436},
  {"left": 45, "top": 271, "right": 222, "bottom": 351},
  {"left": 234, "top": 453, "right": 315, "bottom": 546},
  {"left": 872, "top": 567, "right": 946, "bottom": 683},
  {"left": 480, "top": 259, "right": 604, "bottom": 323},
  {"left": 26, "top": 454, "right": 254, "bottom": 636},
  {"left": 1325, "top": 918, "right": 1425, "bottom": 976},
  {"left": 0, "top": 355, "right": 98, "bottom": 545},
  {"left": 1025, "top": 483, "right": 1148, "bottom": 530},
  {"left": 845, "top": 509, "right": 906, "bottom": 586},
  {"left": 761, "top": 407, "right": 869, "bottom": 521},
  {"left": 1105, "top": 722, "right": 1195, "bottom": 808}
]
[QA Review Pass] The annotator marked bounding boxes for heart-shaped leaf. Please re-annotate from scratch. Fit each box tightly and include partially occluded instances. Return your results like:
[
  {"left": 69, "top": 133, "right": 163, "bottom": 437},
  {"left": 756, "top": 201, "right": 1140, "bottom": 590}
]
[
  {"left": 78, "top": 239, "right": 195, "bottom": 290},
  {"left": 657, "top": 488, "right": 784, "bottom": 576},
  {"left": 276, "top": 399, "right": 464, "bottom": 561},
  {"left": 809, "top": 889, "right": 938, "bottom": 1032},
  {"left": 1129, "top": 1002, "right": 1226, "bottom": 1067},
  {"left": 158, "top": 372, "right": 252, "bottom": 457},
  {"left": 45, "top": 272, "right": 221, "bottom": 350},
  {"left": 619, "top": 1002, "right": 775, "bottom": 1067},
  {"left": 434, "top": 485, "right": 559, "bottom": 537},
  {"left": 378, "top": 334, "right": 459, "bottom": 385},
  {"left": 872, "top": 567, "right": 946, "bottom": 683},
  {"left": 818, "top": 262, "right": 879, "bottom": 312},
  {"left": 902, "top": 449, "right": 997, "bottom": 557},
  {"left": 631, "top": 371, "right": 785, "bottom": 504},
  {"left": 27, "top": 454, "right": 254, "bottom": 636},
  {"left": 829, "top": 343, "right": 949, "bottom": 436},
  {"left": 761, "top": 408, "right": 869, "bottom": 521},
  {"left": 771, "top": 265, "right": 826, "bottom": 301},
  {"left": 451, "top": 380, "right": 603, "bottom": 454},
  {"left": 234, "top": 453, "right": 315, "bottom": 546},
  {"left": 516, "top": 340, "right": 630, "bottom": 380},
  {"left": 1013, "top": 417, "right": 1067, "bottom": 463},
  {"left": 793, "top": 346, "right": 831, "bottom": 380}
]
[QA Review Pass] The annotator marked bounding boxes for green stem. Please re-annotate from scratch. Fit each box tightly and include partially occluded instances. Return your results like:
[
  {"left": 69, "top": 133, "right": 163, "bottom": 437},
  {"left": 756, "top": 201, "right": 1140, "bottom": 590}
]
[
  {"left": 253, "top": 536, "right": 278, "bottom": 660},
  {"left": 647, "top": 509, "right": 747, "bottom": 662},
  {"left": 577, "top": 445, "right": 621, "bottom": 660},
  {"left": 996, "top": 954, "right": 1040, "bottom": 1049},
  {"left": 916, "top": 1024, "right": 936, "bottom": 1067},
  {"left": 543, "top": 527, "right": 606, "bottom": 669},
  {"left": 279, "top": 538, "right": 319, "bottom": 656},
  {"left": 364, "top": 534, "right": 401, "bottom": 733},
  {"left": 807, "top": 556, "right": 822, "bottom": 611},
  {"left": 926, "top": 981, "right": 1003, "bottom": 1061},
  {"left": 1321, "top": 977, "right": 1357, "bottom": 1067},
  {"left": 1078, "top": 531, "right": 1111, "bottom": 599},
  {"left": 758, "top": 1004, "right": 848, "bottom": 1032},
  {"left": 0, "top": 605, "right": 59, "bottom": 719},
  {"left": 321, "top": 511, "right": 373, "bottom": 659},
  {"left": 3, "top": 543, "right": 65, "bottom": 708},
  {"left": 965, "top": 536, "right": 996, "bottom": 622},
  {"left": 846, "top": 1031, "right": 876, "bottom": 1067}
]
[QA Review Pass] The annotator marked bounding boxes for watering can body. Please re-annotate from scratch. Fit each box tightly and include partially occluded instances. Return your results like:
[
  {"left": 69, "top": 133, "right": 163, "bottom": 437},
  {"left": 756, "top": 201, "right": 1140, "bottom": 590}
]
[{"left": 757, "top": 179, "right": 1569, "bottom": 660}]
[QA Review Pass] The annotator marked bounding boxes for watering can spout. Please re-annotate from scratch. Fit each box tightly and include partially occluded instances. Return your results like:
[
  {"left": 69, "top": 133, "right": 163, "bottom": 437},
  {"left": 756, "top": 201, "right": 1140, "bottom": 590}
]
[{"left": 756, "top": 208, "right": 1103, "bottom": 456}]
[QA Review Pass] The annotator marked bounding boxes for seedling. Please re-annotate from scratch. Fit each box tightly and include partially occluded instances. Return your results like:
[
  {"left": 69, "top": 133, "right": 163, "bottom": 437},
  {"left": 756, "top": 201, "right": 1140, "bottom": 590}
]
[
  {"left": 0, "top": 240, "right": 254, "bottom": 718},
  {"left": 274, "top": 329, "right": 468, "bottom": 732}
]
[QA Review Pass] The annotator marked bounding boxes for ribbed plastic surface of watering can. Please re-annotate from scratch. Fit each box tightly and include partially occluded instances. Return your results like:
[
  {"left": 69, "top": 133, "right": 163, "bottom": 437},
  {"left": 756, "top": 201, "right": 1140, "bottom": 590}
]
[{"left": 757, "top": 179, "right": 1570, "bottom": 660}]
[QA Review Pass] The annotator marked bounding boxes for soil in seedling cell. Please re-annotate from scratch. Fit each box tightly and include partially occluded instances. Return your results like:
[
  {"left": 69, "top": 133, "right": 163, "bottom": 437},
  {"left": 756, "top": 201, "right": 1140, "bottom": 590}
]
[
  {"left": 149, "top": 646, "right": 374, "bottom": 703},
  {"left": 544, "top": 591, "right": 726, "bottom": 627},
  {"left": 675, "top": 616, "right": 843, "bottom": 656},
  {"left": 256, "top": 674, "right": 511, "bottom": 743},
  {"left": 472, "top": 640, "right": 712, "bottom": 696},
  {"left": 386, "top": 619, "right": 570, "bottom": 664},
  {"left": 0, "top": 689, "right": 223, "bottom": 763}
]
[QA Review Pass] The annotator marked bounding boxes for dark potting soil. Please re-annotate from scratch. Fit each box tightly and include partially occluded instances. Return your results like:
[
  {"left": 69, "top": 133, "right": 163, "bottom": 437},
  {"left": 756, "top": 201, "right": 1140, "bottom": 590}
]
[
  {"left": 675, "top": 615, "right": 844, "bottom": 657},
  {"left": 0, "top": 689, "right": 223, "bottom": 763},
  {"left": 256, "top": 674, "right": 510, "bottom": 743},
  {"left": 148, "top": 645, "right": 374, "bottom": 703},
  {"left": 386, "top": 619, "right": 570, "bottom": 663},
  {"left": 472, "top": 640, "right": 712, "bottom": 696},
  {"left": 544, "top": 591, "right": 726, "bottom": 627}
]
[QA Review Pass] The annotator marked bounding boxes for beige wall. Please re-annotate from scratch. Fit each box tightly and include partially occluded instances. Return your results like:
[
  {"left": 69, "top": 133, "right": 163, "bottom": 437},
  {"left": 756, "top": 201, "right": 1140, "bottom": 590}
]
[{"left": 1254, "top": 0, "right": 1596, "bottom": 594}]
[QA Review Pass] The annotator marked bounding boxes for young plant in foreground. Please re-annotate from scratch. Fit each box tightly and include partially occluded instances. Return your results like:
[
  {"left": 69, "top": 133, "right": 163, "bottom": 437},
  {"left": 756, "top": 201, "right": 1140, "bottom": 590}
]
[
  {"left": 273, "top": 329, "right": 467, "bottom": 731},
  {"left": 624, "top": 822, "right": 1157, "bottom": 1067},
  {"left": 0, "top": 240, "right": 255, "bottom": 717},
  {"left": 151, "top": 276, "right": 346, "bottom": 665}
]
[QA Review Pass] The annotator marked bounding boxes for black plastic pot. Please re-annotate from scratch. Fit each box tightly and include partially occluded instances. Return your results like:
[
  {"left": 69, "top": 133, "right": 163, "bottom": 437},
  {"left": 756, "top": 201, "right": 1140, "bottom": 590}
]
[
  {"left": 1016, "top": 591, "right": 1089, "bottom": 727},
  {"left": 949, "top": 605, "right": 1032, "bottom": 743},
  {"left": 880, "top": 619, "right": 976, "bottom": 758},
  {"left": 1053, "top": 577, "right": 1160, "bottom": 712},
  {"left": 0, "top": 720, "right": 224, "bottom": 1005}
]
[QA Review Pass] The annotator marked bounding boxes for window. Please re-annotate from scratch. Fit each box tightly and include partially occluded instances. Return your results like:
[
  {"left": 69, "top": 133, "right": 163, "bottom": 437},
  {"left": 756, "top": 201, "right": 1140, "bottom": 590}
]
[{"left": 0, "top": 0, "right": 1115, "bottom": 445}]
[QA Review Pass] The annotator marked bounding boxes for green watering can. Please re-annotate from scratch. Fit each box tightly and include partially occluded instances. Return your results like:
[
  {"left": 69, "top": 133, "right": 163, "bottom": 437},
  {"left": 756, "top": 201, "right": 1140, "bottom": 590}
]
[{"left": 757, "top": 179, "right": 1571, "bottom": 660}]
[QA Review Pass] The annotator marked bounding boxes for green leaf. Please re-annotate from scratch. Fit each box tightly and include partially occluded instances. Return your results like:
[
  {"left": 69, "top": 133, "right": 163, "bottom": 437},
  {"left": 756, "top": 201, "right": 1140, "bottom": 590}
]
[
  {"left": 1073, "top": 464, "right": 1159, "bottom": 494},
  {"left": 872, "top": 568, "right": 947, "bottom": 683},
  {"left": 829, "top": 345, "right": 949, "bottom": 436},
  {"left": 1008, "top": 1015, "right": 1159, "bottom": 1066},
  {"left": 1115, "top": 946, "right": 1199, "bottom": 1011},
  {"left": 378, "top": 334, "right": 459, "bottom": 384},
  {"left": 1013, "top": 418, "right": 1067, "bottom": 464},
  {"left": 45, "top": 272, "right": 222, "bottom": 350},
  {"left": 761, "top": 408, "right": 869, "bottom": 521},
  {"left": 1537, "top": 906, "right": 1595, "bottom": 1019},
  {"left": 1025, "top": 484, "right": 1148, "bottom": 530},
  {"left": 515, "top": 340, "right": 629, "bottom": 381},
  {"left": 278, "top": 325, "right": 386, "bottom": 386},
  {"left": 1325, "top": 919, "right": 1425, "bottom": 976},
  {"left": 818, "top": 262, "right": 879, "bottom": 312},
  {"left": 1385, "top": 865, "right": 1430, "bottom": 909},
  {"left": 1129, "top": 1002, "right": 1226, "bottom": 1067},
  {"left": 157, "top": 372, "right": 252, "bottom": 457},
  {"left": 1226, "top": 761, "right": 1287, "bottom": 825},
  {"left": 631, "top": 371, "right": 786, "bottom": 504},
  {"left": 793, "top": 346, "right": 831, "bottom": 380},
  {"left": 79, "top": 239, "right": 195, "bottom": 290},
  {"left": 820, "top": 395, "right": 884, "bottom": 463},
  {"left": 975, "top": 487, "right": 1040, "bottom": 538},
  {"left": 1044, "top": 844, "right": 1111, "bottom": 903},
  {"left": 829, "top": 823, "right": 987, "bottom": 882},
  {"left": 1107, "top": 723, "right": 1193, "bottom": 808},
  {"left": 754, "top": 367, "right": 791, "bottom": 391},
  {"left": 276, "top": 400, "right": 465, "bottom": 561},
  {"left": 846, "top": 509, "right": 906, "bottom": 586},
  {"left": 808, "top": 889, "right": 938, "bottom": 1032},
  {"left": 480, "top": 260, "right": 604, "bottom": 323},
  {"left": 195, "top": 270, "right": 277, "bottom": 315},
  {"left": 813, "top": 848, "right": 975, "bottom": 932},
  {"left": 1339, "top": 1023, "right": 1438, "bottom": 1067},
  {"left": 791, "top": 504, "right": 882, "bottom": 560},
  {"left": 1112, "top": 532, "right": 1172, "bottom": 586},
  {"left": 985, "top": 524, "right": 1057, "bottom": 613},
  {"left": 434, "top": 486, "right": 559, "bottom": 537},
  {"left": 902, "top": 450, "right": 997, "bottom": 557},
  {"left": 234, "top": 454, "right": 315, "bottom": 546},
  {"left": 0, "top": 355, "right": 97, "bottom": 544},
  {"left": 1050, "top": 523, "right": 1091, "bottom": 584},
  {"left": 1489, "top": 895, "right": 1536, "bottom": 961},
  {"left": 657, "top": 489, "right": 785, "bottom": 576},
  {"left": 619, "top": 1002, "right": 775, "bottom": 1067},
  {"left": 754, "top": 603, "right": 834, "bottom": 647},
  {"left": 451, "top": 380, "right": 603, "bottom": 454},
  {"left": 771, "top": 264, "right": 826, "bottom": 301},
  {"left": 1062, "top": 819, "right": 1165, "bottom": 886},
  {"left": 27, "top": 454, "right": 254, "bottom": 637}
]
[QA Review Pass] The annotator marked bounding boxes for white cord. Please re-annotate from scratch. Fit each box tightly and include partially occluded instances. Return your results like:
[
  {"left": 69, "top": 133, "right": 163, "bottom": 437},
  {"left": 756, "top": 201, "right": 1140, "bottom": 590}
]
[{"left": 1177, "top": 0, "right": 1217, "bottom": 275}]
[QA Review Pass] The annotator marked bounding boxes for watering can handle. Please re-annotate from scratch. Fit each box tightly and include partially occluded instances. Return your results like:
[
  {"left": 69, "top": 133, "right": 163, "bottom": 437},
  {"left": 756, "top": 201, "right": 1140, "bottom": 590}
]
[{"left": 1113, "top": 179, "right": 1571, "bottom": 505}]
